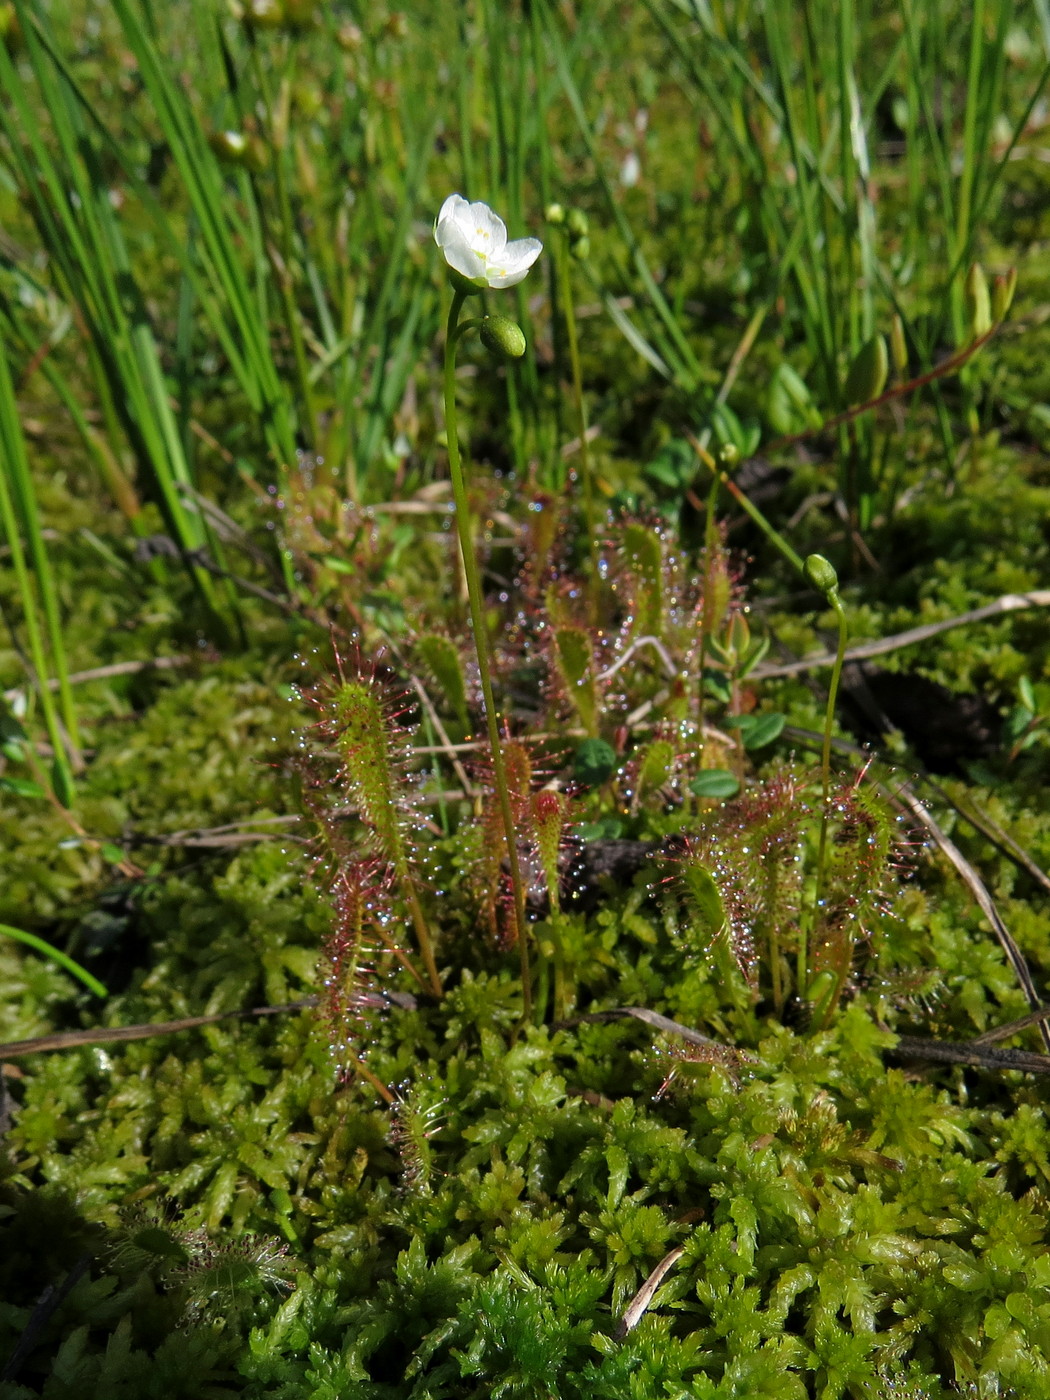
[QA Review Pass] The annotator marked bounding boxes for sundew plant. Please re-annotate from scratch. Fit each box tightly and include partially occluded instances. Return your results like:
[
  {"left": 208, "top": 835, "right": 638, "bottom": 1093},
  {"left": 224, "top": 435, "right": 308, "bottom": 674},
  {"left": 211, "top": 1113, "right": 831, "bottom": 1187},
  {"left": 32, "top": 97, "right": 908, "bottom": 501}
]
[{"left": 2, "top": 1, "right": 1050, "bottom": 1397}]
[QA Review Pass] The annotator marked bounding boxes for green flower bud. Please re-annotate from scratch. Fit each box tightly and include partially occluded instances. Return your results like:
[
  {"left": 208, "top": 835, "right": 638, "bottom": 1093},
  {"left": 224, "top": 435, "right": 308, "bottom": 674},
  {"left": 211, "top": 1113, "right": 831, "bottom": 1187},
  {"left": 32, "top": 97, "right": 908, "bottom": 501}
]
[
  {"left": 283, "top": 0, "right": 318, "bottom": 29},
  {"left": 569, "top": 234, "right": 590, "bottom": 262},
  {"left": 992, "top": 267, "right": 1017, "bottom": 324},
  {"left": 965, "top": 262, "right": 992, "bottom": 338},
  {"left": 480, "top": 315, "right": 526, "bottom": 361},
  {"left": 0, "top": 3, "right": 20, "bottom": 45},
  {"left": 890, "top": 313, "right": 908, "bottom": 377},
  {"left": 210, "top": 129, "right": 249, "bottom": 163},
  {"left": 337, "top": 21, "right": 363, "bottom": 50},
  {"left": 805, "top": 969, "right": 837, "bottom": 1004},
  {"left": 718, "top": 442, "right": 739, "bottom": 467},
  {"left": 843, "top": 334, "right": 888, "bottom": 407},
  {"left": 566, "top": 208, "right": 589, "bottom": 239},
  {"left": 243, "top": 0, "right": 285, "bottom": 30},
  {"left": 804, "top": 553, "right": 839, "bottom": 596},
  {"left": 545, "top": 202, "right": 566, "bottom": 225}
]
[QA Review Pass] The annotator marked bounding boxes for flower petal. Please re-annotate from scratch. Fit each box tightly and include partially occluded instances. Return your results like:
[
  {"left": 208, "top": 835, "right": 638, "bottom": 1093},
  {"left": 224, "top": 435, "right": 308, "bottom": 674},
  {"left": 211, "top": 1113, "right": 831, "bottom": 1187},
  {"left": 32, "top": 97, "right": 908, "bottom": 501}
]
[
  {"left": 500, "top": 237, "right": 543, "bottom": 272},
  {"left": 484, "top": 237, "right": 543, "bottom": 286},
  {"left": 436, "top": 193, "right": 469, "bottom": 238},
  {"left": 483, "top": 266, "right": 533, "bottom": 289},
  {"left": 461, "top": 200, "right": 507, "bottom": 257},
  {"left": 438, "top": 222, "right": 487, "bottom": 280}
]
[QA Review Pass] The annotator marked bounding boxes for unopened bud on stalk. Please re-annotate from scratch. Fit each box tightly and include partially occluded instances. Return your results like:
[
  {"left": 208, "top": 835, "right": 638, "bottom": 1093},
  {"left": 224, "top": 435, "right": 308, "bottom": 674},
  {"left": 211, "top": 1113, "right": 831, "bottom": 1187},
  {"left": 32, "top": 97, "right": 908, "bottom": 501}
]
[
  {"left": 210, "top": 129, "right": 248, "bottom": 161},
  {"left": 890, "top": 313, "right": 908, "bottom": 377},
  {"left": 545, "top": 202, "right": 566, "bottom": 225},
  {"left": 965, "top": 262, "right": 992, "bottom": 338},
  {"left": 283, "top": 0, "right": 319, "bottom": 28},
  {"left": 480, "top": 315, "right": 526, "bottom": 361},
  {"left": 843, "top": 334, "right": 888, "bottom": 407},
  {"left": 569, "top": 234, "right": 590, "bottom": 262},
  {"left": 992, "top": 267, "right": 1017, "bottom": 324},
  {"left": 209, "top": 129, "right": 266, "bottom": 172},
  {"left": 566, "top": 208, "right": 589, "bottom": 240},
  {"left": 718, "top": 442, "right": 739, "bottom": 467},
  {"left": 804, "top": 553, "right": 839, "bottom": 598},
  {"left": 242, "top": 0, "right": 285, "bottom": 30},
  {"left": 0, "top": 3, "right": 20, "bottom": 45}
]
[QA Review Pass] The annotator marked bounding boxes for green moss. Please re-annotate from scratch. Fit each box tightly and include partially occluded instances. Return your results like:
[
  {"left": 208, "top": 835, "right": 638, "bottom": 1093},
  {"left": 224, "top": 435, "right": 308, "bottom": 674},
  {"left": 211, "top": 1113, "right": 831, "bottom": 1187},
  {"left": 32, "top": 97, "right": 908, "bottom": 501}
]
[{"left": 3, "top": 2, "right": 1050, "bottom": 1395}]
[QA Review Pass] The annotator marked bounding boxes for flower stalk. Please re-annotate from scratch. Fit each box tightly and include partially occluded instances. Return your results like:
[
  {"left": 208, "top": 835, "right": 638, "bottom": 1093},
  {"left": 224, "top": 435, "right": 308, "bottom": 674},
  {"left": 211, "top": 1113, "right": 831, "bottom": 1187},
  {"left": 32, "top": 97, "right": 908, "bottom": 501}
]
[
  {"left": 800, "top": 553, "right": 849, "bottom": 1009},
  {"left": 443, "top": 286, "right": 533, "bottom": 1022}
]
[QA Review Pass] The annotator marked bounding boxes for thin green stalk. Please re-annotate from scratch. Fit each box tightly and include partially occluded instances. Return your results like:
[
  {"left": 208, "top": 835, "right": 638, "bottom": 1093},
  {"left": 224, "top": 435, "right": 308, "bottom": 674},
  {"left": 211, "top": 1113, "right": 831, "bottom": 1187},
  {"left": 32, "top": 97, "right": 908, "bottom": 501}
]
[
  {"left": 554, "top": 234, "right": 599, "bottom": 613},
  {"left": 103, "top": 0, "right": 301, "bottom": 483},
  {"left": 0, "top": 923, "right": 108, "bottom": 999},
  {"left": 1, "top": 9, "right": 232, "bottom": 622},
  {"left": 543, "top": 0, "right": 702, "bottom": 390},
  {"left": 714, "top": 467, "right": 806, "bottom": 574},
  {"left": 0, "top": 344, "right": 77, "bottom": 791},
  {"left": 551, "top": 923, "right": 567, "bottom": 1022},
  {"left": 249, "top": 43, "right": 318, "bottom": 449},
  {"left": 0, "top": 343, "right": 80, "bottom": 755},
  {"left": 799, "top": 570, "right": 849, "bottom": 1006},
  {"left": 443, "top": 288, "right": 533, "bottom": 1023},
  {"left": 695, "top": 469, "right": 721, "bottom": 751},
  {"left": 403, "top": 882, "right": 443, "bottom": 1000}
]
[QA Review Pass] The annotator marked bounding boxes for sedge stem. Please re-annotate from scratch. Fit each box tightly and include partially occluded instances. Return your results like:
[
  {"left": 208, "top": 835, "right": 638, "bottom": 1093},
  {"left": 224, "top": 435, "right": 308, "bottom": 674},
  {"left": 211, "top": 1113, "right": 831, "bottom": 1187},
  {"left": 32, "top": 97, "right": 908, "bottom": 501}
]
[
  {"left": 555, "top": 237, "right": 599, "bottom": 615},
  {"left": 800, "top": 588, "right": 849, "bottom": 1009}
]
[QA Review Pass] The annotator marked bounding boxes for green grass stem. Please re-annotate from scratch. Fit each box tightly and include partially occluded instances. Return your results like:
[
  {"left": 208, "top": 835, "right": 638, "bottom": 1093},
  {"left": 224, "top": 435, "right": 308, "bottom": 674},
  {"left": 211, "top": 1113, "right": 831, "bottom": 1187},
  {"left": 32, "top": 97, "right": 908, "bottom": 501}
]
[{"left": 0, "top": 922, "right": 108, "bottom": 999}]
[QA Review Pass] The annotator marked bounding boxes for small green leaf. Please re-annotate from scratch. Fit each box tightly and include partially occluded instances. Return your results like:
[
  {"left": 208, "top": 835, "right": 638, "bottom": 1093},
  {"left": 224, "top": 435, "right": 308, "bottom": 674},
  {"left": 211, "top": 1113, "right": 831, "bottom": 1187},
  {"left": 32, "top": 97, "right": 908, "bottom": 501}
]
[
  {"left": 573, "top": 738, "right": 617, "bottom": 787},
  {"left": 1004, "top": 706, "right": 1033, "bottom": 742},
  {"left": 0, "top": 709, "right": 27, "bottom": 744},
  {"left": 644, "top": 438, "right": 695, "bottom": 491},
  {"left": 722, "top": 714, "right": 755, "bottom": 730},
  {"left": 742, "top": 712, "right": 786, "bottom": 749},
  {"left": 739, "top": 635, "right": 771, "bottom": 677},
  {"left": 51, "top": 755, "right": 75, "bottom": 808},
  {"left": 676, "top": 860, "right": 727, "bottom": 940},
  {"left": 321, "top": 555, "right": 356, "bottom": 575},
  {"left": 621, "top": 523, "right": 664, "bottom": 634},
  {"left": 416, "top": 633, "right": 469, "bottom": 729},
  {"left": 703, "top": 669, "right": 731, "bottom": 703},
  {"left": 767, "top": 362, "right": 820, "bottom": 436},
  {"left": 0, "top": 776, "right": 47, "bottom": 799},
  {"left": 689, "top": 770, "right": 740, "bottom": 799},
  {"left": 101, "top": 844, "right": 126, "bottom": 865},
  {"left": 712, "top": 401, "right": 761, "bottom": 457},
  {"left": 552, "top": 626, "right": 599, "bottom": 736}
]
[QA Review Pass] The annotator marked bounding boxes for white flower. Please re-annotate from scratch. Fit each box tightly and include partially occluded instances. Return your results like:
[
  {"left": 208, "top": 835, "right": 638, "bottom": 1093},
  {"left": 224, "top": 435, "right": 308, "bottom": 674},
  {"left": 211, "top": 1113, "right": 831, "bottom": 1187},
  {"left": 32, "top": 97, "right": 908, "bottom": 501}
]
[{"left": 434, "top": 194, "right": 542, "bottom": 289}]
